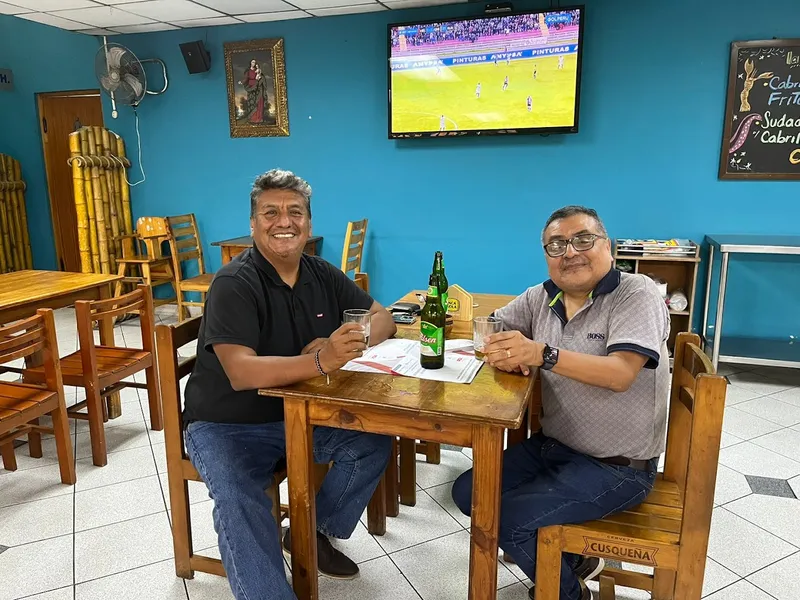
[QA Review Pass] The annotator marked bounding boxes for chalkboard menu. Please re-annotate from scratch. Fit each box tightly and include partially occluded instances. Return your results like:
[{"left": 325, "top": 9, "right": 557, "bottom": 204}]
[{"left": 719, "top": 39, "right": 800, "bottom": 180}]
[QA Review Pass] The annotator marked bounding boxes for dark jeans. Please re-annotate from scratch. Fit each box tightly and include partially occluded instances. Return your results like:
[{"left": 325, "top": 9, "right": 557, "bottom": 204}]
[
  {"left": 452, "top": 432, "right": 656, "bottom": 600},
  {"left": 185, "top": 420, "right": 391, "bottom": 600}
]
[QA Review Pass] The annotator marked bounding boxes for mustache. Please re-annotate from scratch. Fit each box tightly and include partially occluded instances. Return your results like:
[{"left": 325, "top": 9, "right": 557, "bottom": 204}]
[{"left": 560, "top": 259, "right": 588, "bottom": 270}]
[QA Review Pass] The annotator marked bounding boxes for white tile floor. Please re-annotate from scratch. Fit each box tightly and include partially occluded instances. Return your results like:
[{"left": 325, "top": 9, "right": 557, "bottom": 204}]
[{"left": 2, "top": 307, "right": 800, "bottom": 599}]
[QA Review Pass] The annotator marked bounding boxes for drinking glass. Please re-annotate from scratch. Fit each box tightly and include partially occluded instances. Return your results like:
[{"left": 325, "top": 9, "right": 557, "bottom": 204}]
[
  {"left": 343, "top": 309, "right": 371, "bottom": 347},
  {"left": 473, "top": 316, "right": 502, "bottom": 359}
]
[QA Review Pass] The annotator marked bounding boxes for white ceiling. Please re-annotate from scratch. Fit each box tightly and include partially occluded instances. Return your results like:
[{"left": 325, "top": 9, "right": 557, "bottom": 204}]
[{"left": 1, "top": 0, "right": 467, "bottom": 34}]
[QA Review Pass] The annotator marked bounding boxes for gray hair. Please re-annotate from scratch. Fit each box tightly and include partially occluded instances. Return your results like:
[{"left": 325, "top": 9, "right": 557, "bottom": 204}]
[
  {"left": 249, "top": 169, "right": 312, "bottom": 218},
  {"left": 542, "top": 205, "right": 608, "bottom": 243}
]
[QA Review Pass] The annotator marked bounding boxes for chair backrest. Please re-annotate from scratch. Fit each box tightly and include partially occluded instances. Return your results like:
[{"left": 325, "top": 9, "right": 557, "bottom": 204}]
[
  {"left": 155, "top": 317, "right": 202, "bottom": 461},
  {"left": 167, "top": 214, "right": 206, "bottom": 283},
  {"left": 354, "top": 272, "right": 370, "bottom": 293},
  {"left": 662, "top": 332, "right": 727, "bottom": 507},
  {"left": 74, "top": 284, "right": 156, "bottom": 355},
  {"left": 0, "top": 309, "right": 62, "bottom": 394},
  {"left": 136, "top": 216, "right": 171, "bottom": 259},
  {"left": 340, "top": 218, "right": 368, "bottom": 274}
]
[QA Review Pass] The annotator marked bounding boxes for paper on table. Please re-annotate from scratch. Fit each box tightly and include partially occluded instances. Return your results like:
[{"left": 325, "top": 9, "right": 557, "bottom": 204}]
[{"left": 341, "top": 338, "right": 484, "bottom": 384}]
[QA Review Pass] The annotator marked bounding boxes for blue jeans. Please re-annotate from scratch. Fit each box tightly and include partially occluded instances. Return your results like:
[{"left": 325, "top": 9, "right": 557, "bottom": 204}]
[
  {"left": 452, "top": 432, "right": 656, "bottom": 600},
  {"left": 185, "top": 421, "right": 391, "bottom": 600}
]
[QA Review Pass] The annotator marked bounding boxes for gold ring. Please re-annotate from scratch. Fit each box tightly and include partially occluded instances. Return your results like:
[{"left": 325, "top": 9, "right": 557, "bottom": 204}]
[{"left": 506, "top": 349, "right": 511, "bottom": 358}]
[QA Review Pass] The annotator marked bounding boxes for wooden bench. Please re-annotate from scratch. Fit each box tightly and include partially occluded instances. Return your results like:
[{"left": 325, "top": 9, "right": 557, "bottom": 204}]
[{"left": 534, "top": 332, "right": 728, "bottom": 600}]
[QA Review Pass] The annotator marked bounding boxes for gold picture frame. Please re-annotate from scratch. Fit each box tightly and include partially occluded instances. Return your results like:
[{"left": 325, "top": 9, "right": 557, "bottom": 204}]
[{"left": 224, "top": 38, "right": 289, "bottom": 138}]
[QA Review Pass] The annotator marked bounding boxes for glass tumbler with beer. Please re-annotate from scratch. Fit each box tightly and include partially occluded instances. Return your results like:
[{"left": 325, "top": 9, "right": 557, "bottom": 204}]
[
  {"left": 473, "top": 316, "right": 502, "bottom": 360},
  {"left": 343, "top": 309, "right": 371, "bottom": 347}
]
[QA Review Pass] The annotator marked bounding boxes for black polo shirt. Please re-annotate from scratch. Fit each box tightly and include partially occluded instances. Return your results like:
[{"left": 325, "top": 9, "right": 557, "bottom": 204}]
[{"left": 182, "top": 246, "right": 374, "bottom": 424}]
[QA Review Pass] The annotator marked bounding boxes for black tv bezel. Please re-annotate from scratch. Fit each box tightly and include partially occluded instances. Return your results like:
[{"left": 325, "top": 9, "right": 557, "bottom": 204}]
[{"left": 387, "top": 5, "right": 586, "bottom": 139}]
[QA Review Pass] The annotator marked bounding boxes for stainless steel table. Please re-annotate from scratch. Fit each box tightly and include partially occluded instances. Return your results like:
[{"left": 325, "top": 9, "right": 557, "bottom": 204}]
[{"left": 703, "top": 235, "right": 800, "bottom": 370}]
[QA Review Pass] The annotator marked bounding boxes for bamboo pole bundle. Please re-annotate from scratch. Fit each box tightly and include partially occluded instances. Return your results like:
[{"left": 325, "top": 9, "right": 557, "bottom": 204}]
[
  {"left": 0, "top": 158, "right": 12, "bottom": 271},
  {"left": 101, "top": 129, "right": 122, "bottom": 263},
  {"left": 69, "top": 132, "right": 92, "bottom": 273},
  {"left": 92, "top": 127, "right": 115, "bottom": 273},
  {"left": 79, "top": 128, "right": 101, "bottom": 273},
  {"left": 85, "top": 127, "right": 110, "bottom": 273},
  {"left": 2, "top": 156, "right": 21, "bottom": 271},
  {"left": 68, "top": 126, "right": 133, "bottom": 276},
  {"left": 10, "top": 158, "right": 32, "bottom": 269},
  {"left": 115, "top": 133, "right": 134, "bottom": 257},
  {"left": 0, "top": 154, "right": 32, "bottom": 273}
]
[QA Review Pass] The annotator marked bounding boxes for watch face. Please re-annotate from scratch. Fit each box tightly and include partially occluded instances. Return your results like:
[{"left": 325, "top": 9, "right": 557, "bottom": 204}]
[{"left": 544, "top": 346, "right": 558, "bottom": 363}]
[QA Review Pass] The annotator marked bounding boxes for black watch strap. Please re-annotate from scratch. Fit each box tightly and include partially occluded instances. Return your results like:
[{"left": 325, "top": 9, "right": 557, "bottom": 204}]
[{"left": 541, "top": 344, "right": 559, "bottom": 370}]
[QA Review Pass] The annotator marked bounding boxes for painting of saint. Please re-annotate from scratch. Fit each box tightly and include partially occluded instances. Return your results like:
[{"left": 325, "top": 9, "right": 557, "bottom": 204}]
[{"left": 224, "top": 38, "right": 289, "bottom": 137}]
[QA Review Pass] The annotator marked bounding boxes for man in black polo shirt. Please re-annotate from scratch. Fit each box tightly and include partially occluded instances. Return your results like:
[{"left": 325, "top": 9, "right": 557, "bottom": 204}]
[{"left": 183, "top": 169, "right": 395, "bottom": 600}]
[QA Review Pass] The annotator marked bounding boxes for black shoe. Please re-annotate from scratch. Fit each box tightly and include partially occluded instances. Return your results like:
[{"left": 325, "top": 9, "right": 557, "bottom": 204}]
[
  {"left": 574, "top": 556, "right": 605, "bottom": 582},
  {"left": 282, "top": 528, "right": 359, "bottom": 580},
  {"left": 528, "top": 578, "right": 594, "bottom": 600}
]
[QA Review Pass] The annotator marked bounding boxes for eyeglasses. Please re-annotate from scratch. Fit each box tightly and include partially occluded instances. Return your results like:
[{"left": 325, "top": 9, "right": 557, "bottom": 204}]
[{"left": 543, "top": 233, "right": 605, "bottom": 258}]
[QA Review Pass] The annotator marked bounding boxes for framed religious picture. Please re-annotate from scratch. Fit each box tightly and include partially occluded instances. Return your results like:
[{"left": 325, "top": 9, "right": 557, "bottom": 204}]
[
  {"left": 719, "top": 39, "right": 800, "bottom": 180},
  {"left": 224, "top": 38, "right": 289, "bottom": 138}
]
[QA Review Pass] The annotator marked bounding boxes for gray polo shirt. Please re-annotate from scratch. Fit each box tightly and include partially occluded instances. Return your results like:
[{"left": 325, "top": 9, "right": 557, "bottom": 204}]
[{"left": 495, "top": 269, "right": 670, "bottom": 460}]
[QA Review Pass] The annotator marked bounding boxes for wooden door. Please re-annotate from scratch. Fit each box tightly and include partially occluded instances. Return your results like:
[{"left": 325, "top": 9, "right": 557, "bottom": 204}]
[{"left": 38, "top": 91, "right": 104, "bottom": 273}]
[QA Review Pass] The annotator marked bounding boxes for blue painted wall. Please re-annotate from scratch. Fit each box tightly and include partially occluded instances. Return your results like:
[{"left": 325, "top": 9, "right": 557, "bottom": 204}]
[
  {"left": 0, "top": 15, "right": 99, "bottom": 270},
  {"left": 6, "top": 1, "right": 799, "bottom": 343}
]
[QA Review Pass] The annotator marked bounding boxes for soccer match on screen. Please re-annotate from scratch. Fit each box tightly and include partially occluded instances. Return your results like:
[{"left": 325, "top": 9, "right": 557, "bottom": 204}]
[{"left": 389, "top": 9, "right": 582, "bottom": 135}]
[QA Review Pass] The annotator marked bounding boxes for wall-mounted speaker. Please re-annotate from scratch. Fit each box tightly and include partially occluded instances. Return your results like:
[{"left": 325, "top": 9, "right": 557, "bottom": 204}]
[{"left": 179, "top": 41, "right": 211, "bottom": 74}]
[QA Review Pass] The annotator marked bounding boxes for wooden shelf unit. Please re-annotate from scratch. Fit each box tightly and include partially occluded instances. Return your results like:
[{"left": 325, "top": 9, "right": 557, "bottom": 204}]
[{"left": 612, "top": 240, "right": 701, "bottom": 357}]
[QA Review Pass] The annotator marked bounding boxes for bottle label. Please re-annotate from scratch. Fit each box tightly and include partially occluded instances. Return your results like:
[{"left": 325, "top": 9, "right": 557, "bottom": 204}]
[
  {"left": 427, "top": 285, "right": 438, "bottom": 298},
  {"left": 441, "top": 291, "right": 449, "bottom": 313},
  {"left": 420, "top": 321, "right": 444, "bottom": 357}
]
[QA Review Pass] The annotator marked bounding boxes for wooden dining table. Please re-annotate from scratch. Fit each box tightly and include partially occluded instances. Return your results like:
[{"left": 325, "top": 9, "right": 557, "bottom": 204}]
[
  {"left": 0, "top": 270, "right": 123, "bottom": 416},
  {"left": 262, "top": 289, "right": 534, "bottom": 600}
]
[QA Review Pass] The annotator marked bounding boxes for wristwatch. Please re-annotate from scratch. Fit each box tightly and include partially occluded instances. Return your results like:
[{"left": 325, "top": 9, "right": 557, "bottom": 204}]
[{"left": 541, "top": 344, "right": 559, "bottom": 371}]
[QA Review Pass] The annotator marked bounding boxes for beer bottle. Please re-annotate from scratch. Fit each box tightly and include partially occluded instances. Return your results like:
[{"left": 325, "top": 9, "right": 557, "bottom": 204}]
[
  {"left": 420, "top": 273, "right": 446, "bottom": 369},
  {"left": 433, "top": 251, "right": 449, "bottom": 313}
]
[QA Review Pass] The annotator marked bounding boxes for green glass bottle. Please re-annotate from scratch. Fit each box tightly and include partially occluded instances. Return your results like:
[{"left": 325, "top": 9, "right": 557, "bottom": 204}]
[
  {"left": 433, "top": 251, "right": 449, "bottom": 313},
  {"left": 420, "top": 273, "right": 445, "bottom": 369}
]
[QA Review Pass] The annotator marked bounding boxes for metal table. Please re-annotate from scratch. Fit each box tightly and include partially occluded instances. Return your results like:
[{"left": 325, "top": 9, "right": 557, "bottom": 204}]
[{"left": 703, "top": 235, "right": 800, "bottom": 370}]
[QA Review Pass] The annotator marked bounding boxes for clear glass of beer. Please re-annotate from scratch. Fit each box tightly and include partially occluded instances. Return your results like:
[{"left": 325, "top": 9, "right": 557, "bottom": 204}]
[
  {"left": 473, "top": 316, "right": 502, "bottom": 360},
  {"left": 343, "top": 309, "right": 371, "bottom": 347}
]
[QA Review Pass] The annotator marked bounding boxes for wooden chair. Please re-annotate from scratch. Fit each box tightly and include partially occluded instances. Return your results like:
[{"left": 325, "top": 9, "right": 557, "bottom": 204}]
[
  {"left": 23, "top": 284, "right": 162, "bottom": 467},
  {"left": 340, "top": 219, "right": 368, "bottom": 277},
  {"left": 156, "top": 318, "right": 388, "bottom": 579},
  {"left": 167, "top": 214, "right": 214, "bottom": 322},
  {"left": 534, "top": 333, "right": 728, "bottom": 600},
  {"left": 115, "top": 216, "right": 176, "bottom": 308},
  {"left": 156, "top": 317, "right": 285, "bottom": 578},
  {"left": 0, "top": 309, "right": 75, "bottom": 484}
]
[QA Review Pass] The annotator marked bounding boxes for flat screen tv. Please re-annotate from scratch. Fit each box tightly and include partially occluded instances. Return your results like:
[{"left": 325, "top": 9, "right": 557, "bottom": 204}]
[{"left": 388, "top": 6, "right": 584, "bottom": 138}]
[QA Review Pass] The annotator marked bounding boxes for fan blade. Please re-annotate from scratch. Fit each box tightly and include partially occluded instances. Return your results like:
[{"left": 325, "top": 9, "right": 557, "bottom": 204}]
[
  {"left": 100, "top": 74, "right": 120, "bottom": 92},
  {"left": 106, "top": 46, "right": 126, "bottom": 70},
  {"left": 123, "top": 73, "right": 144, "bottom": 100}
]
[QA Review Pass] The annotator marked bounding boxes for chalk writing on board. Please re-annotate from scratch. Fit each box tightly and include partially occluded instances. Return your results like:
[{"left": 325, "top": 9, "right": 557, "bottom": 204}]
[{"left": 720, "top": 40, "right": 800, "bottom": 180}]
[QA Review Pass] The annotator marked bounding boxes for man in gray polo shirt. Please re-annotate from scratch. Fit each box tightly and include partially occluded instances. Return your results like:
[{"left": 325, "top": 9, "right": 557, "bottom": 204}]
[{"left": 452, "top": 206, "right": 669, "bottom": 600}]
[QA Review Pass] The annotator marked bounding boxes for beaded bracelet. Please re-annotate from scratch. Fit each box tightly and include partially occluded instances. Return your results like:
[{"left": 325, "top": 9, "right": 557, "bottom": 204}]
[{"left": 314, "top": 349, "right": 330, "bottom": 385}]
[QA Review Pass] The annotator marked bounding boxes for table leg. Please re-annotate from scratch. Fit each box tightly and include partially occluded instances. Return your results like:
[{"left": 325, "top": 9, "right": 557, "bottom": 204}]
[
  {"left": 385, "top": 437, "right": 400, "bottom": 517},
  {"left": 367, "top": 471, "right": 387, "bottom": 536},
  {"left": 711, "top": 252, "right": 730, "bottom": 370},
  {"left": 97, "top": 283, "right": 122, "bottom": 419},
  {"left": 399, "top": 437, "right": 416, "bottom": 506},
  {"left": 221, "top": 247, "right": 233, "bottom": 266},
  {"left": 469, "top": 424, "right": 503, "bottom": 600},
  {"left": 284, "top": 398, "right": 318, "bottom": 600}
]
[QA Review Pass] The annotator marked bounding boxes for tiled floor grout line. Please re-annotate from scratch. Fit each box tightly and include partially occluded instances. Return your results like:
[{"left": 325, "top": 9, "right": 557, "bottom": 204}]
[
  {"left": 384, "top": 551, "right": 425, "bottom": 600},
  {"left": 713, "top": 504, "right": 800, "bottom": 552}
]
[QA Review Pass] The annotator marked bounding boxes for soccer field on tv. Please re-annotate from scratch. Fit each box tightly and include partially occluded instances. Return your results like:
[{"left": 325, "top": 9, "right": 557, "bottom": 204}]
[{"left": 390, "top": 53, "right": 578, "bottom": 134}]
